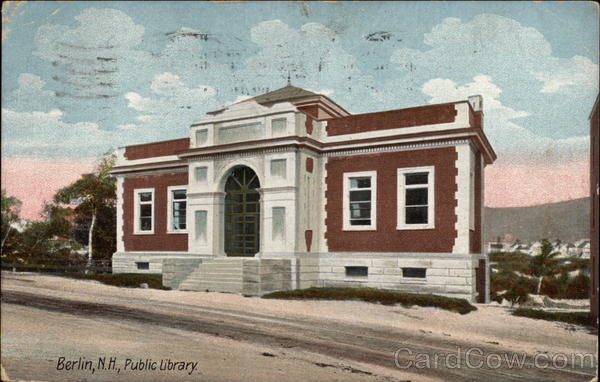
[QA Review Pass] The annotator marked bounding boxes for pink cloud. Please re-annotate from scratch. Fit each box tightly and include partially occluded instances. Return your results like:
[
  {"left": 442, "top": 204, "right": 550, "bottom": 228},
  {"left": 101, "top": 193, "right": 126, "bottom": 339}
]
[
  {"left": 485, "top": 159, "right": 590, "bottom": 207},
  {"left": 1, "top": 157, "right": 96, "bottom": 220}
]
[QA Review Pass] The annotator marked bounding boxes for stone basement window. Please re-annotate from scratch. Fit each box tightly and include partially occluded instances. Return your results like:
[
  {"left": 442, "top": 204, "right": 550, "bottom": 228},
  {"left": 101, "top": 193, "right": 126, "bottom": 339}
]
[
  {"left": 402, "top": 267, "right": 427, "bottom": 278},
  {"left": 136, "top": 262, "right": 150, "bottom": 270},
  {"left": 345, "top": 266, "right": 368, "bottom": 277}
]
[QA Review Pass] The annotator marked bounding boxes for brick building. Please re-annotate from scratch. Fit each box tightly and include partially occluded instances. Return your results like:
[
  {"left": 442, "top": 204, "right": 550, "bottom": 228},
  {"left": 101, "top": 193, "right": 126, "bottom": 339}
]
[{"left": 111, "top": 86, "right": 496, "bottom": 302}]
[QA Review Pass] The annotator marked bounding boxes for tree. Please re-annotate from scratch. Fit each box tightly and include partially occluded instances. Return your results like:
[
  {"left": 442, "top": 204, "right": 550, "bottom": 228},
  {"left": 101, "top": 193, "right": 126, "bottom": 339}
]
[
  {"left": 529, "top": 238, "right": 563, "bottom": 294},
  {"left": 54, "top": 153, "right": 116, "bottom": 269},
  {"left": 1, "top": 190, "right": 22, "bottom": 253}
]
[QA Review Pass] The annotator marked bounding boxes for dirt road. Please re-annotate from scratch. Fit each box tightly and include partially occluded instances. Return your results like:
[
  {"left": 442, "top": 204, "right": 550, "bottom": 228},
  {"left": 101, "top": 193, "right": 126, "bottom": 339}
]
[{"left": 1, "top": 273, "right": 597, "bottom": 381}]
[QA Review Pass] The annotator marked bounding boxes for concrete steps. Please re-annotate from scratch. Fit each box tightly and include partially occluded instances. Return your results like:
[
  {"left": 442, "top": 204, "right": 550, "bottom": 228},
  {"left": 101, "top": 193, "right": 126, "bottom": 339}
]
[
  {"left": 176, "top": 257, "right": 291, "bottom": 295},
  {"left": 178, "top": 258, "right": 246, "bottom": 292}
]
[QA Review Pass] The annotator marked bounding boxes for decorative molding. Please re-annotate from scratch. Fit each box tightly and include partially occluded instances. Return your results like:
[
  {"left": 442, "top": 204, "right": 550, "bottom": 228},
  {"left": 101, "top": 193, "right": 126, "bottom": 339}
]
[{"left": 325, "top": 139, "right": 469, "bottom": 157}]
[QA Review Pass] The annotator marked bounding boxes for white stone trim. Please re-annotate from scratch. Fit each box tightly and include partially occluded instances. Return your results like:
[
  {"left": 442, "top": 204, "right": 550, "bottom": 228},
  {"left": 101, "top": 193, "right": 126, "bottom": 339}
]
[
  {"left": 397, "top": 166, "right": 435, "bottom": 230},
  {"left": 167, "top": 185, "right": 188, "bottom": 234},
  {"left": 453, "top": 144, "right": 472, "bottom": 254},
  {"left": 116, "top": 177, "right": 125, "bottom": 252},
  {"left": 342, "top": 170, "right": 377, "bottom": 231},
  {"left": 133, "top": 188, "right": 155, "bottom": 235}
]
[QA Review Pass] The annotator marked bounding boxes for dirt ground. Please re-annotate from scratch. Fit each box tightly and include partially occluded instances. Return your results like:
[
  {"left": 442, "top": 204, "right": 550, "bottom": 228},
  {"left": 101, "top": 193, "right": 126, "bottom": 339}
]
[{"left": 1, "top": 272, "right": 597, "bottom": 382}]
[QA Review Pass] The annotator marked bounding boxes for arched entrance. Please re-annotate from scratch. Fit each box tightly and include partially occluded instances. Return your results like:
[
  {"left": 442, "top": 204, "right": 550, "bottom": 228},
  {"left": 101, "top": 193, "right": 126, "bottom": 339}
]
[{"left": 224, "top": 166, "right": 260, "bottom": 257}]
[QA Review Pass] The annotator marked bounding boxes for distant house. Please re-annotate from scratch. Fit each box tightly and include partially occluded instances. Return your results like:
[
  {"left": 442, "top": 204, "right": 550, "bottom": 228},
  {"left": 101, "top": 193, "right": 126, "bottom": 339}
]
[
  {"left": 574, "top": 240, "right": 591, "bottom": 259},
  {"left": 528, "top": 241, "right": 543, "bottom": 256},
  {"left": 487, "top": 241, "right": 504, "bottom": 254},
  {"left": 558, "top": 243, "right": 576, "bottom": 258}
]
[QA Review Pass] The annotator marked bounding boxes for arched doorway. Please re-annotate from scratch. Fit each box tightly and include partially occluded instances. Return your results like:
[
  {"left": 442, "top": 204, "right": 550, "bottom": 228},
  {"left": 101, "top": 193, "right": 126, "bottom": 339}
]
[{"left": 224, "top": 166, "right": 260, "bottom": 257}]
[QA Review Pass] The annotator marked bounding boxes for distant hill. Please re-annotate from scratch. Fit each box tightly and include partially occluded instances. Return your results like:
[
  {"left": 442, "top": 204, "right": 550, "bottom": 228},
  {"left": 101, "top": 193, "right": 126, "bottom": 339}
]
[{"left": 483, "top": 197, "right": 590, "bottom": 244}]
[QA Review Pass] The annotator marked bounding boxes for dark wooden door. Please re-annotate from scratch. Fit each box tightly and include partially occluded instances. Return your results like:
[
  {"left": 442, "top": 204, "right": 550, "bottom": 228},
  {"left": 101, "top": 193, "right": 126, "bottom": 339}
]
[{"left": 224, "top": 167, "right": 260, "bottom": 257}]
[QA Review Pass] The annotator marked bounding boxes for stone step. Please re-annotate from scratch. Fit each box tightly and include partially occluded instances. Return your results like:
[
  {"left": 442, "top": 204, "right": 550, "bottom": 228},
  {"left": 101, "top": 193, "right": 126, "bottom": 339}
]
[
  {"left": 183, "top": 275, "right": 244, "bottom": 282},
  {"left": 180, "top": 280, "right": 244, "bottom": 293}
]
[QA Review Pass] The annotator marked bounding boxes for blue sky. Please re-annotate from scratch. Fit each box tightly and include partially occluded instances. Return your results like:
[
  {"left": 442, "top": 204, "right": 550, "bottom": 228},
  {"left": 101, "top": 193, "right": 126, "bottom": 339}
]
[{"left": 2, "top": 1, "right": 598, "bottom": 165}]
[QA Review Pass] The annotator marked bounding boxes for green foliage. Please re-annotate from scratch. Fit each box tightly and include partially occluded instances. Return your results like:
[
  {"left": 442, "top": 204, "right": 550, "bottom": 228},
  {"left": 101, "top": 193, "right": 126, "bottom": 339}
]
[
  {"left": 1, "top": 190, "right": 23, "bottom": 255},
  {"left": 565, "top": 273, "right": 590, "bottom": 299},
  {"left": 62, "top": 273, "right": 168, "bottom": 290},
  {"left": 491, "top": 243, "right": 590, "bottom": 300},
  {"left": 263, "top": 286, "right": 477, "bottom": 314},
  {"left": 53, "top": 152, "right": 117, "bottom": 262},
  {"left": 513, "top": 308, "right": 592, "bottom": 327},
  {"left": 490, "top": 269, "right": 535, "bottom": 306}
]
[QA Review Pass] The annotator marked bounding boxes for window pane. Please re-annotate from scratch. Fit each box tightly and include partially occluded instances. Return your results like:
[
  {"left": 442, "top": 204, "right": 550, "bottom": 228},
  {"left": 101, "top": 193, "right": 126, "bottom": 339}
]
[
  {"left": 402, "top": 267, "right": 427, "bottom": 278},
  {"left": 350, "top": 202, "right": 371, "bottom": 218},
  {"left": 406, "top": 206, "right": 428, "bottom": 224},
  {"left": 350, "top": 177, "right": 370, "bottom": 188},
  {"left": 406, "top": 188, "right": 428, "bottom": 206},
  {"left": 349, "top": 190, "right": 371, "bottom": 202},
  {"left": 139, "top": 192, "right": 152, "bottom": 202},
  {"left": 140, "top": 204, "right": 152, "bottom": 217},
  {"left": 140, "top": 217, "right": 152, "bottom": 231},
  {"left": 405, "top": 172, "right": 428, "bottom": 185},
  {"left": 350, "top": 219, "right": 371, "bottom": 226},
  {"left": 173, "top": 190, "right": 186, "bottom": 200}
]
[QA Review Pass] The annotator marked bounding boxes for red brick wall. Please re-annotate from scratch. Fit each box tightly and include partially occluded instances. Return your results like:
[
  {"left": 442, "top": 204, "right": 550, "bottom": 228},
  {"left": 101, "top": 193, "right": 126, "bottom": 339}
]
[
  {"left": 325, "top": 147, "right": 458, "bottom": 252},
  {"left": 125, "top": 138, "right": 190, "bottom": 160},
  {"left": 123, "top": 172, "right": 188, "bottom": 251},
  {"left": 470, "top": 153, "right": 482, "bottom": 254},
  {"left": 326, "top": 103, "right": 457, "bottom": 136}
]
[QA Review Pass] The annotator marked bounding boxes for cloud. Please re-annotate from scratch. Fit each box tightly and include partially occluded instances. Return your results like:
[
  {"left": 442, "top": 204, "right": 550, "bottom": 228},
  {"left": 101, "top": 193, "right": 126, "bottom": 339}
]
[
  {"left": 389, "top": 14, "right": 598, "bottom": 97},
  {"left": 34, "top": 7, "right": 145, "bottom": 102},
  {"left": 1, "top": 107, "right": 151, "bottom": 157},
  {"left": 234, "top": 20, "right": 378, "bottom": 108},
  {"left": 421, "top": 75, "right": 589, "bottom": 164},
  {"left": 532, "top": 55, "right": 598, "bottom": 93},
  {"left": 4, "top": 73, "right": 56, "bottom": 112},
  {"left": 122, "top": 72, "right": 219, "bottom": 136}
]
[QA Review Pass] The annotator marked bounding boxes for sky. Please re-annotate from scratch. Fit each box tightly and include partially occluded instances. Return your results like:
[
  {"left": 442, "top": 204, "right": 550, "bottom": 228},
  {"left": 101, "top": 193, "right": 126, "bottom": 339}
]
[{"left": 1, "top": 1, "right": 598, "bottom": 220}]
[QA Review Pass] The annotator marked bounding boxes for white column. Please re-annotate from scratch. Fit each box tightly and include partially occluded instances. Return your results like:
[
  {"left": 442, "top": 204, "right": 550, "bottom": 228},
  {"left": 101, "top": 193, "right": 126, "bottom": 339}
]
[
  {"left": 453, "top": 144, "right": 472, "bottom": 254},
  {"left": 116, "top": 176, "right": 125, "bottom": 252}
]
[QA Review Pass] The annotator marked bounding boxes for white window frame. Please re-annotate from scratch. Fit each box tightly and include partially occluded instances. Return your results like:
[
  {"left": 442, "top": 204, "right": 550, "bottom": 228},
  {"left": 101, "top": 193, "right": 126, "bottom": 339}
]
[
  {"left": 342, "top": 171, "right": 377, "bottom": 231},
  {"left": 133, "top": 188, "right": 155, "bottom": 235},
  {"left": 167, "top": 185, "right": 188, "bottom": 233},
  {"left": 397, "top": 166, "right": 435, "bottom": 230}
]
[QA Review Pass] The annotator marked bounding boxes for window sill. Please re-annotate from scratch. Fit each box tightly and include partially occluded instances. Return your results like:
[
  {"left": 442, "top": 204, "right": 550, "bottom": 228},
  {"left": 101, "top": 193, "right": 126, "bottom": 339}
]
[
  {"left": 343, "top": 226, "right": 377, "bottom": 231},
  {"left": 167, "top": 231, "right": 188, "bottom": 234},
  {"left": 396, "top": 225, "right": 435, "bottom": 230},
  {"left": 133, "top": 231, "right": 155, "bottom": 235},
  {"left": 399, "top": 278, "right": 427, "bottom": 283}
]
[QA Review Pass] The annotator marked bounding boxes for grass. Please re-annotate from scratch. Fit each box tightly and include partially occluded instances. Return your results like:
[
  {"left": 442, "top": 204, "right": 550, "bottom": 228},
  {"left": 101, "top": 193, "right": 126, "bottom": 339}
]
[
  {"left": 62, "top": 273, "right": 169, "bottom": 290},
  {"left": 263, "top": 286, "right": 477, "bottom": 315},
  {"left": 512, "top": 308, "right": 592, "bottom": 327}
]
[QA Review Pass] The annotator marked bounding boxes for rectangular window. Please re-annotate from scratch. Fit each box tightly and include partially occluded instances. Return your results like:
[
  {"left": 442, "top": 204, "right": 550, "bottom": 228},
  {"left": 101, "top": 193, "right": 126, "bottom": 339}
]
[
  {"left": 345, "top": 266, "right": 368, "bottom": 277},
  {"left": 136, "top": 262, "right": 150, "bottom": 270},
  {"left": 134, "top": 189, "right": 154, "bottom": 234},
  {"left": 397, "top": 167, "right": 434, "bottom": 229},
  {"left": 402, "top": 267, "right": 427, "bottom": 278},
  {"left": 343, "top": 171, "right": 377, "bottom": 230},
  {"left": 168, "top": 186, "right": 187, "bottom": 232}
]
